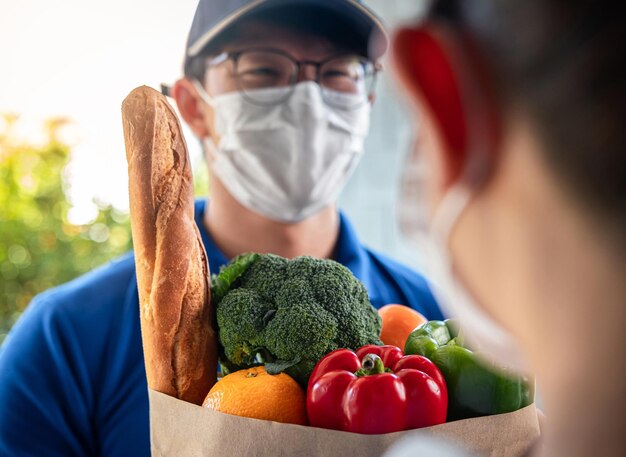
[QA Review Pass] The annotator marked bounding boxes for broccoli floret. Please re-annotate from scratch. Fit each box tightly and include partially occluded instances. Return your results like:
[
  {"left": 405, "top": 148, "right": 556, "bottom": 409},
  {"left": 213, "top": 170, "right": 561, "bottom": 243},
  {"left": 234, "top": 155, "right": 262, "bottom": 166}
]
[
  {"left": 213, "top": 254, "right": 382, "bottom": 385},
  {"left": 216, "top": 288, "right": 272, "bottom": 367}
]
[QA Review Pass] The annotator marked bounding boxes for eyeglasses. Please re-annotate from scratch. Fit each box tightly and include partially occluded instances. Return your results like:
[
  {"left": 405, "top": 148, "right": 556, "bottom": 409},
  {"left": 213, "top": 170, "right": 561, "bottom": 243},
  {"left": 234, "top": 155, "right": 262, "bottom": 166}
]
[{"left": 203, "top": 48, "right": 381, "bottom": 110}]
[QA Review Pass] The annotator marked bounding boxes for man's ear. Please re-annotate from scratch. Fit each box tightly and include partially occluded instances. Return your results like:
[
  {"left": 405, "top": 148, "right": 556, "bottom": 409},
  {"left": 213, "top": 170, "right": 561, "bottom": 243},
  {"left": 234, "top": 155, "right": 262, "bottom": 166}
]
[
  {"left": 172, "top": 78, "right": 210, "bottom": 139},
  {"left": 392, "top": 25, "right": 496, "bottom": 187}
]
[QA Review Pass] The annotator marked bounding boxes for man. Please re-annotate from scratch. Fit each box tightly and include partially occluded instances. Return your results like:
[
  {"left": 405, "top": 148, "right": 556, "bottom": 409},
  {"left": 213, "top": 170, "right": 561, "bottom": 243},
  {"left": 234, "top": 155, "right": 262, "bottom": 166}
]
[{"left": 0, "top": 1, "right": 442, "bottom": 455}]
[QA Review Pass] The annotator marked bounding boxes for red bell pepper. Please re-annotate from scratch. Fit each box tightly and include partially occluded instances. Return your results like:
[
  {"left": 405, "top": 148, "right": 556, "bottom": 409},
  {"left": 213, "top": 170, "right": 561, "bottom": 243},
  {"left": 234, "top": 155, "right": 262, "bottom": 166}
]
[{"left": 307, "top": 345, "right": 448, "bottom": 434}]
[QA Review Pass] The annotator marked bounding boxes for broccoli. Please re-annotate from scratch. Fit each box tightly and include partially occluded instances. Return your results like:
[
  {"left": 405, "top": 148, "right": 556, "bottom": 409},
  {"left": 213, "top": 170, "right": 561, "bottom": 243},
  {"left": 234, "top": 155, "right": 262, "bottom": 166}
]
[{"left": 212, "top": 253, "right": 383, "bottom": 385}]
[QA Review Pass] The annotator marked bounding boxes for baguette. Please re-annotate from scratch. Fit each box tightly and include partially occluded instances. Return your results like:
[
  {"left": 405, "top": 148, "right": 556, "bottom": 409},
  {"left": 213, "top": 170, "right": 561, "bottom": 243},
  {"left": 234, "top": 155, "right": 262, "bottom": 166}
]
[{"left": 122, "top": 85, "right": 217, "bottom": 405}]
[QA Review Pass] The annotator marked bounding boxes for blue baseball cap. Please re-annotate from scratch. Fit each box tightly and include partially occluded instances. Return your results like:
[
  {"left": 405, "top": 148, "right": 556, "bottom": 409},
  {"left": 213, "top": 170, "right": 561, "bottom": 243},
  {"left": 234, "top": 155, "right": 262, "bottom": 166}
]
[{"left": 184, "top": 0, "right": 388, "bottom": 66}]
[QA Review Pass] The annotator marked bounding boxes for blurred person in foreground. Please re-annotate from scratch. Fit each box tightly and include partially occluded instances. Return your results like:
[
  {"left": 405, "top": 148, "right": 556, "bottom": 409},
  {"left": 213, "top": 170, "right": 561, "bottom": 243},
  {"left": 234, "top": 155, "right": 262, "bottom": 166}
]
[
  {"left": 0, "top": 1, "right": 443, "bottom": 456},
  {"left": 386, "top": 0, "right": 625, "bottom": 456}
]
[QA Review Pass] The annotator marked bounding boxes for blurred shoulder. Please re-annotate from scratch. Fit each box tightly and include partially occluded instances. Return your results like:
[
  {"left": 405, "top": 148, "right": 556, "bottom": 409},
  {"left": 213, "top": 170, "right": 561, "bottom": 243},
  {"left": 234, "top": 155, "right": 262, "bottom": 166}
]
[
  {"left": 0, "top": 251, "right": 146, "bottom": 455},
  {"left": 2, "top": 251, "right": 138, "bottom": 350},
  {"left": 361, "top": 248, "right": 443, "bottom": 320},
  {"left": 366, "top": 249, "right": 431, "bottom": 287},
  {"left": 35, "top": 251, "right": 136, "bottom": 311}
]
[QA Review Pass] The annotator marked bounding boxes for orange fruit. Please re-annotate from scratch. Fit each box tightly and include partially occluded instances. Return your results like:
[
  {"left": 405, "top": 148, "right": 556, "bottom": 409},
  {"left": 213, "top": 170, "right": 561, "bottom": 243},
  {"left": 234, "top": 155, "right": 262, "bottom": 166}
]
[
  {"left": 378, "top": 304, "right": 428, "bottom": 349},
  {"left": 203, "top": 366, "right": 307, "bottom": 425}
]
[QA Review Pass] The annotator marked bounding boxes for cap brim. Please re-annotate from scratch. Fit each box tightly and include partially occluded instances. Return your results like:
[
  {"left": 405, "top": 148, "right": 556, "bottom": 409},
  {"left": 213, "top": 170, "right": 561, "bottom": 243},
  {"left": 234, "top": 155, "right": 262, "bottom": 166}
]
[{"left": 187, "top": 0, "right": 388, "bottom": 60}]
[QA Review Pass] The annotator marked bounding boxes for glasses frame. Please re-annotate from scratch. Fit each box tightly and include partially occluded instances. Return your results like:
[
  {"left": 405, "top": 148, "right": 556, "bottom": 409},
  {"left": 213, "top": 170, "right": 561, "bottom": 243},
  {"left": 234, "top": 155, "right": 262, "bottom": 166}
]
[{"left": 203, "top": 47, "right": 382, "bottom": 109}]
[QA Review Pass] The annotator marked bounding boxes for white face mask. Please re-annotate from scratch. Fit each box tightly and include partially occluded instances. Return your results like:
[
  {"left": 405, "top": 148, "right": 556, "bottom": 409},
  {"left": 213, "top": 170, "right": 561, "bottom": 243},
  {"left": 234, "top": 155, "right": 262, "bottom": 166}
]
[
  {"left": 195, "top": 81, "right": 371, "bottom": 223},
  {"left": 400, "top": 156, "right": 530, "bottom": 375}
]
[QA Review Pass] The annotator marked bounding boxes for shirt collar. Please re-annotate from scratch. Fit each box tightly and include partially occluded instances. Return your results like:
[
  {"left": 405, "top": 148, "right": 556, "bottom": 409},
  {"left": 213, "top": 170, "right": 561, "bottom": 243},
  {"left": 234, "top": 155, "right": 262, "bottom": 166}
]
[
  {"left": 334, "top": 212, "right": 368, "bottom": 278},
  {"left": 193, "top": 200, "right": 377, "bottom": 301}
]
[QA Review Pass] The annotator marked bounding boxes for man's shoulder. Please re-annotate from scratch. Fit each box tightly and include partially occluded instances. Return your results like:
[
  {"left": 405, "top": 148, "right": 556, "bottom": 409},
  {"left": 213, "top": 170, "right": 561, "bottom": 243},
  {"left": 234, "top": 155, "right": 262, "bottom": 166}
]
[
  {"left": 360, "top": 247, "right": 444, "bottom": 320},
  {"left": 48, "top": 250, "right": 135, "bottom": 291},
  {"left": 365, "top": 248, "right": 422, "bottom": 278},
  {"left": 363, "top": 247, "right": 432, "bottom": 292},
  {"left": 0, "top": 251, "right": 148, "bottom": 456},
  {"left": 35, "top": 251, "right": 136, "bottom": 313},
  {"left": 1, "top": 250, "right": 142, "bottom": 392},
  {"left": 4, "top": 251, "right": 138, "bottom": 350}
]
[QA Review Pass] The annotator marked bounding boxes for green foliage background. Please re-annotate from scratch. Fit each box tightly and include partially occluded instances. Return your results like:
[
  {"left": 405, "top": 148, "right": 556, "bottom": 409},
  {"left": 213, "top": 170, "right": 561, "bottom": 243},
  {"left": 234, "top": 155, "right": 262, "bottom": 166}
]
[
  {"left": 0, "top": 116, "right": 136, "bottom": 344},
  {"left": 0, "top": 115, "right": 209, "bottom": 344}
]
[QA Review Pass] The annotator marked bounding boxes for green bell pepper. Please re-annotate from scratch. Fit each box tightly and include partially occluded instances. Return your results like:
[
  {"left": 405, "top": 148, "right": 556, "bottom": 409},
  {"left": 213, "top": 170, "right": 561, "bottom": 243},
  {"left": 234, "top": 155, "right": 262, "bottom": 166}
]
[{"left": 404, "top": 319, "right": 533, "bottom": 421}]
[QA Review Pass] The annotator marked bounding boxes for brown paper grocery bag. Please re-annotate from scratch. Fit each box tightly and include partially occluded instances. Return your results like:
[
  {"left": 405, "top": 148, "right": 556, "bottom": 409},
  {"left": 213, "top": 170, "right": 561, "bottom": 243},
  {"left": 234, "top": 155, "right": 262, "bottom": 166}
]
[{"left": 149, "top": 389, "right": 540, "bottom": 457}]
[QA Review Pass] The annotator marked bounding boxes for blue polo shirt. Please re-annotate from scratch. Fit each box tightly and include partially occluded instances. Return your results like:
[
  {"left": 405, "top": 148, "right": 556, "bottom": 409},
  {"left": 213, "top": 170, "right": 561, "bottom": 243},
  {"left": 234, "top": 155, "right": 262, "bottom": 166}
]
[{"left": 0, "top": 200, "right": 442, "bottom": 456}]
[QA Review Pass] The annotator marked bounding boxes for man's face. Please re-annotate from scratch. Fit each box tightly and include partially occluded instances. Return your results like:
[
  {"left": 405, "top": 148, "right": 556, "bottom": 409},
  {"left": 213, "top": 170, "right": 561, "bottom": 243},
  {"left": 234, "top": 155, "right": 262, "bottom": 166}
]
[
  {"left": 187, "top": 20, "right": 374, "bottom": 143},
  {"left": 203, "top": 21, "right": 358, "bottom": 97}
]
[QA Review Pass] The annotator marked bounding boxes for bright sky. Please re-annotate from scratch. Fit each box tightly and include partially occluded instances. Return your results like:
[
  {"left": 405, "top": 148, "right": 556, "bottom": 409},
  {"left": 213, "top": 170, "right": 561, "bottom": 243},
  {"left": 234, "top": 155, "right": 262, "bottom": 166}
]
[{"left": 0, "top": 0, "right": 202, "bottom": 223}]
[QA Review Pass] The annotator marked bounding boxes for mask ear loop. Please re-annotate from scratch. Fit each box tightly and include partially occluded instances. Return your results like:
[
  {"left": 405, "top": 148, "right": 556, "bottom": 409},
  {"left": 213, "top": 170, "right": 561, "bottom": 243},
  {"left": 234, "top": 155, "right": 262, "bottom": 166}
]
[
  {"left": 191, "top": 80, "right": 222, "bottom": 165},
  {"left": 395, "top": 18, "right": 532, "bottom": 376},
  {"left": 202, "top": 136, "right": 219, "bottom": 162},
  {"left": 430, "top": 185, "right": 473, "bottom": 246},
  {"left": 192, "top": 79, "right": 216, "bottom": 107},
  {"left": 394, "top": 22, "right": 496, "bottom": 245}
]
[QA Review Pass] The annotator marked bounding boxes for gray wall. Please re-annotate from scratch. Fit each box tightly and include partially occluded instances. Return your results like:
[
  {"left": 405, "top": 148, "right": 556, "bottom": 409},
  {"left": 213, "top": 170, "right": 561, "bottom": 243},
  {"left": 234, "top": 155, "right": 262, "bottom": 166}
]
[{"left": 338, "top": 1, "right": 427, "bottom": 269}]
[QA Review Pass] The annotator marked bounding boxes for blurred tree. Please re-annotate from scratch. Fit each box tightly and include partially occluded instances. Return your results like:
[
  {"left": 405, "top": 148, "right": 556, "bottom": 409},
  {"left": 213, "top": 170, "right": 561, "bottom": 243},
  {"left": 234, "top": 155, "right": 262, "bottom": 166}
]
[
  {"left": 0, "top": 115, "right": 133, "bottom": 343},
  {"left": 193, "top": 153, "right": 210, "bottom": 197}
]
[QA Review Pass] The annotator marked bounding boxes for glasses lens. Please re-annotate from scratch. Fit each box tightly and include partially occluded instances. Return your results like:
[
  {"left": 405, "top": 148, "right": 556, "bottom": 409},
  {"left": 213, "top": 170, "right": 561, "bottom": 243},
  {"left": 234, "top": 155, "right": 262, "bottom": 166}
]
[
  {"left": 320, "top": 57, "right": 376, "bottom": 109},
  {"left": 230, "top": 51, "right": 376, "bottom": 108},
  {"left": 235, "top": 51, "right": 296, "bottom": 104}
]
